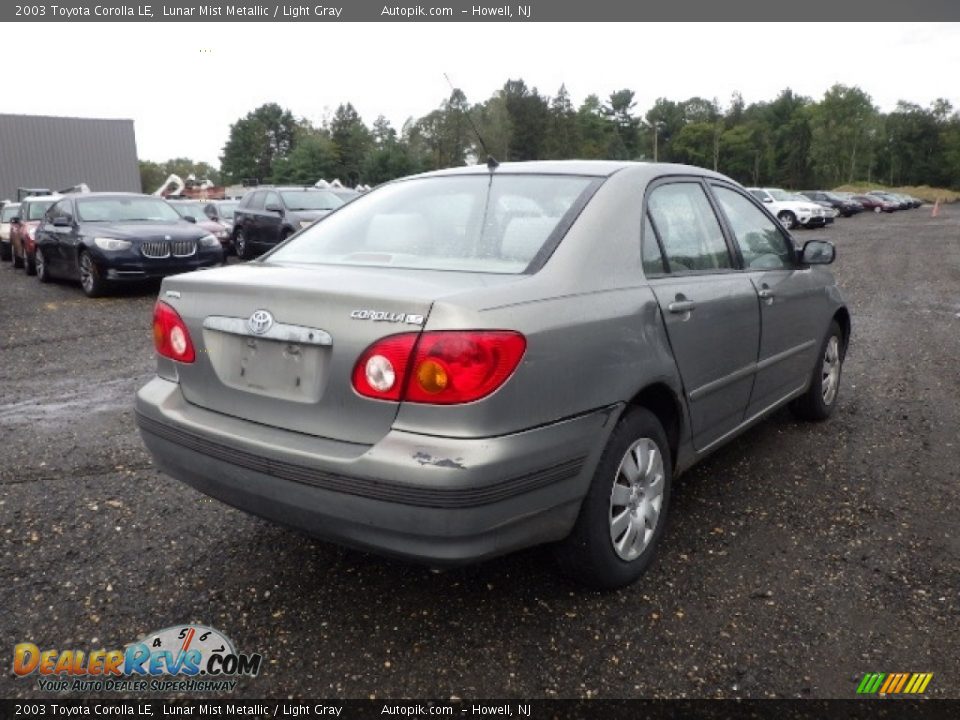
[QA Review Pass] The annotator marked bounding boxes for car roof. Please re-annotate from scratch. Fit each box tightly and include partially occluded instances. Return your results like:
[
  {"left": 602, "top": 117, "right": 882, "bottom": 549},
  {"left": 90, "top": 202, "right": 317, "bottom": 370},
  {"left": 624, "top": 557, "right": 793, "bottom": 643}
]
[
  {"left": 403, "top": 160, "right": 735, "bottom": 186},
  {"left": 22, "top": 194, "right": 63, "bottom": 203}
]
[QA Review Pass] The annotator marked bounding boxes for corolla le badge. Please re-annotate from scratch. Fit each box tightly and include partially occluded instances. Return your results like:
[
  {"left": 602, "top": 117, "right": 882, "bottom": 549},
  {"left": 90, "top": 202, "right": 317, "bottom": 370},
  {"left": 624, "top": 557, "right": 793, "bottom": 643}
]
[
  {"left": 248, "top": 310, "right": 274, "bottom": 335},
  {"left": 350, "top": 310, "right": 424, "bottom": 325}
]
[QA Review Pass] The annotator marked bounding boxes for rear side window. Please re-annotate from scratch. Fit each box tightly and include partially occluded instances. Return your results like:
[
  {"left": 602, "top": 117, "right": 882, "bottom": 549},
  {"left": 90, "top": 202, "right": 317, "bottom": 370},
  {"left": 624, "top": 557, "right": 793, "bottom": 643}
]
[
  {"left": 1, "top": 205, "right": 19, "bottom": 222},
  {"left": 25, "top": 201, "right": 55, "bottom": 220},
  {"left": 646, "top": 183, "right": 731, "bottom": 273},
  {"left": 245, "top": 191, "right": 265, "bottom": 211},
  {"left": 712, "top": 186, "right": 795, "bottom": 270},
  {"left": 268, "top": 174, "right": 595, "bottom": 274},
  {"left": 641, "top": 213, "right": 666, "bottom": 276}
]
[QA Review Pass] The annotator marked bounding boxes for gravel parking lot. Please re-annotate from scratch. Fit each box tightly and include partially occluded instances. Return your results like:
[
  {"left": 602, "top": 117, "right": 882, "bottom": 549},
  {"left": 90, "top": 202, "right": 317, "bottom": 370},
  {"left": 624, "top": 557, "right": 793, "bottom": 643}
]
[{"left": 2, "top": 207, "right": 958, "bottom": 699}]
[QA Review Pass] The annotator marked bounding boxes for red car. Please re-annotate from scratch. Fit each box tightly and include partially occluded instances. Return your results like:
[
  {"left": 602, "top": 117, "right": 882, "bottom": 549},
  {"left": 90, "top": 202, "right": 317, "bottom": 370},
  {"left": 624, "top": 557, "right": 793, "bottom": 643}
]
[
  {"left": 850, "top": 194, "right": 894, "bottom": 213},
  {"left": 10, "top": 194, "right": 60, "bottom": 273}
]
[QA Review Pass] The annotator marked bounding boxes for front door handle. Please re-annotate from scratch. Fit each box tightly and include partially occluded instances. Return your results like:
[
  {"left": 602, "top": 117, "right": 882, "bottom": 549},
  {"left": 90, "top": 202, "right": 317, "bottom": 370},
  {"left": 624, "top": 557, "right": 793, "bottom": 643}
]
[
  {"left": 667, "top": 300, "right": 696, "bottom": 314},
  {"left": 758, "top": 287, "right": 775, "bottom": 303}
]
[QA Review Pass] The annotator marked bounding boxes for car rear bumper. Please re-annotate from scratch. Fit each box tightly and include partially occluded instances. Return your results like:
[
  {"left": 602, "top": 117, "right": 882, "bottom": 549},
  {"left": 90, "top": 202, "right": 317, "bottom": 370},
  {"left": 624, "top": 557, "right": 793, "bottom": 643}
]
[{"left": 135, "top": 377, "right": 617, "bottom": 565}]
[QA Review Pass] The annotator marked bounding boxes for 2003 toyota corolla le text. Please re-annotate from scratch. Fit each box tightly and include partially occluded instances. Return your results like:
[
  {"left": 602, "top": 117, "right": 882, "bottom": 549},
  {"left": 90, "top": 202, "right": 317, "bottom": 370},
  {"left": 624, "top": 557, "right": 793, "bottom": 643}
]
[{"left": 136, "top": 161, "right": 849, "bottom": 589}]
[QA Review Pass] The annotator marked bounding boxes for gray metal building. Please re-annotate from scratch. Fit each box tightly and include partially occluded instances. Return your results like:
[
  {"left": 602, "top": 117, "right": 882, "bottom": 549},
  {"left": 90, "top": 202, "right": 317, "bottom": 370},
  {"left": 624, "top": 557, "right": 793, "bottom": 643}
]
[{"left": 0, "top": 114, "right": 140, "bottom": 201}]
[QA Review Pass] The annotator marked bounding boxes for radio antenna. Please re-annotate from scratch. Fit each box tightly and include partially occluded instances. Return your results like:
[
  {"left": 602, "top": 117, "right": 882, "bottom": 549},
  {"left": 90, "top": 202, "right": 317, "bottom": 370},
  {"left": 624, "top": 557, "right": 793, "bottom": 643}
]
[{"left": 443, "top": 73, "right": 499, "bottom": 171}]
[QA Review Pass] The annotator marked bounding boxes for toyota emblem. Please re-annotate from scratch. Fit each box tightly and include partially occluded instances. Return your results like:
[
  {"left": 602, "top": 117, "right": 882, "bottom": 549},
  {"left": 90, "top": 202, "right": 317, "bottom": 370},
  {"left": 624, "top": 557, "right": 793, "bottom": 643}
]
[{"left": 247, "top": 310, "right": 274, "bottom": 335}]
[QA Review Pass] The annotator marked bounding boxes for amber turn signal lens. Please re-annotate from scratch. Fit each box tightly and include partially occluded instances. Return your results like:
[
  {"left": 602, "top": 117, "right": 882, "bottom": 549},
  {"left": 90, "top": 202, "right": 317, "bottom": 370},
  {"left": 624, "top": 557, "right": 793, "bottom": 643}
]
[{"left": 416, "top": 359, "right": 449, "bottom": 394}]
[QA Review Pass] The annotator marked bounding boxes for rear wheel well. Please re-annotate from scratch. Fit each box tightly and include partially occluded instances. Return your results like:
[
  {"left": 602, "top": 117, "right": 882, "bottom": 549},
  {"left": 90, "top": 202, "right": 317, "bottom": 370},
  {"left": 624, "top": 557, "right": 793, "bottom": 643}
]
[
  {"left": 833, "top": 307, "right": 851, "bottom": 356},
  {"left": 627, "top": 383, "right": 682, "bottom": 468}
]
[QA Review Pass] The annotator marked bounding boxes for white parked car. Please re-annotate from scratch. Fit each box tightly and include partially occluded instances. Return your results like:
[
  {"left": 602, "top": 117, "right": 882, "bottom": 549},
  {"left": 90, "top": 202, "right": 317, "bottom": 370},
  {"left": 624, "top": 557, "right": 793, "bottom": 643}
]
[
  {"left": 747, "top": 188, "right": 829, "bottom": 230},
  {"left": 1, "top": 202, "right": 20, "bottom": 261}
]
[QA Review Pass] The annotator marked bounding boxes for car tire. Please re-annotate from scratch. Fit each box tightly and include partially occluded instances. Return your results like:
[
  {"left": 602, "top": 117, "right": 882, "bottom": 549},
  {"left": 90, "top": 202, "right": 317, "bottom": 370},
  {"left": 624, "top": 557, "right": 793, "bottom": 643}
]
[
  {"left": 25, "top": 250, "right": 37, "bottom": 276},
  {"left": 790, "top": 320, "right": 844, "bottom": 422},
  {"left": 554, "top": 407, "right": 672, "bottom": 590},
  {"left": 0, "top": 242, "right": 10, "bottom": 262},
  {"left": 777, "top": 211, "right": 797, "bottom": 230},
  {"left": 235, "top": 229, "right": 250, "bottom": 260},
  {"left": 35, "top": 247, "right": 51, "bottom": 283},
  {"left": 78, "top": 250, "right": 107, "bottom": 298}
]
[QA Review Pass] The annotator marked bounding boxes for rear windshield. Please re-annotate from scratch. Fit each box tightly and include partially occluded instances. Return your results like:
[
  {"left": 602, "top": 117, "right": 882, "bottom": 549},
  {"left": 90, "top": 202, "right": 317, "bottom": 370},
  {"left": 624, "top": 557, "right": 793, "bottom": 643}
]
[
  {"left": 77, "top": 197, "right": 182, "bottom": 223},
  {"left": 268, "top": 175, "right": 594, "bottom": 274},
  {"left": 1, "top": 205, "right": 19, "bottom": 222},
  {"left": 25, "top": 201, "right": 55, "bottom": 220},
  {"left": 214, "top": 202, "right": 238, "bottom": 219},
  {"left": 171, "top": 202, "right": 207, "bottom": 219},
  {"left": 279, "top": 190, "right": 343, "bottom": 211}
]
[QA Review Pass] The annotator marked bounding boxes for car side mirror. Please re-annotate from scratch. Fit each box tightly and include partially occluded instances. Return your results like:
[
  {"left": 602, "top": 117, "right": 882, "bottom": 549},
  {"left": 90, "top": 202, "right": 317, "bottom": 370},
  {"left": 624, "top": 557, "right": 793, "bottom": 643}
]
[
  {"left": 264, "top": 202, "right": 283, "bottom": 213},
  {"left": 800, "top": 239, "right": 835, "bottom": 265},
  {"left": 183, "top": 215, "right": 197, "bottom": 224},
  {"left": 10, "top": 216, "right": 20, "bottom": 224},
  {"left": 53, "top": 216, "right": 72, "bottom": 227}
]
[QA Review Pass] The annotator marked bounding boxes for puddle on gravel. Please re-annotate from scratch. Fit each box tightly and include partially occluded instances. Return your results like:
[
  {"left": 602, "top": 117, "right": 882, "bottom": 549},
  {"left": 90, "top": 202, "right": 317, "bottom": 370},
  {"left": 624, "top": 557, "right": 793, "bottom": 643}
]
[{"left": 0, "top": 376, "right": 146, "bottom": 429}]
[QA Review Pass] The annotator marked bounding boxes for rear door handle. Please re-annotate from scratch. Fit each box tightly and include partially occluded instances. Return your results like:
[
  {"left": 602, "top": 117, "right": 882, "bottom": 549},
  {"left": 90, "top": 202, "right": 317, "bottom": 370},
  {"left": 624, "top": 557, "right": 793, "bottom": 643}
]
[{"left": 667, "top": 300, "right": 696, "bottom": 314}]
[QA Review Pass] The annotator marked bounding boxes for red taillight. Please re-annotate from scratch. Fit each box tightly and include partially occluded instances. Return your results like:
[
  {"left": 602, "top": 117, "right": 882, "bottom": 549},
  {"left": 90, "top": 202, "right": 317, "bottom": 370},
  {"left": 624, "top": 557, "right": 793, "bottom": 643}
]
[
  {"left": 352, "top": 331, "right": 526, "bottom": 405},
  {"left": 351, "top": 333, "right": 418, "bottom": 401},
  {"left": 152, "top": 301, "right": 196, "bottom": 364}
]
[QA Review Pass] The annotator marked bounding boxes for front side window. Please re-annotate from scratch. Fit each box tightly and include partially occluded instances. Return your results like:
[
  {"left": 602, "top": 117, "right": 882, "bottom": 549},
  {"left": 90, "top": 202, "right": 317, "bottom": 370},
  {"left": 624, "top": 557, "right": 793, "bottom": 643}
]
[
  {"left": 263, "top": 191, "right": 281, "bottom": 209},
  {"left": 48, "top": 199, "right": 73, "bottom": 222},
  {"left": 712, "top": 185, "right": 795, "bottom": 270},
  {"left": 646, "top": 182, "right": 731, "bottom": 273},
  {"left": 268, "top": 174, "right": 595, "bottom": 274}
]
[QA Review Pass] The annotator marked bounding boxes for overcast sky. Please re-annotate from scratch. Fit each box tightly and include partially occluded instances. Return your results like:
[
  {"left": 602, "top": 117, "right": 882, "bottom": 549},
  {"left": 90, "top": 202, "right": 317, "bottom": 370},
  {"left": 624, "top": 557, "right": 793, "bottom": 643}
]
[{"left": 10, "top": 22, "right": 960, "bottom": 168}]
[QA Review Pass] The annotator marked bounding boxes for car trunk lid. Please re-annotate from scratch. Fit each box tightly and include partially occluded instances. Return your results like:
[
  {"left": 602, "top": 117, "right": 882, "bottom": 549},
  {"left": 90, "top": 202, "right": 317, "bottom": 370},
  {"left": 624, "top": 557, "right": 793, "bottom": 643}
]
[{"left": 161, "top": 262, "right": 519, "bottom": 445}]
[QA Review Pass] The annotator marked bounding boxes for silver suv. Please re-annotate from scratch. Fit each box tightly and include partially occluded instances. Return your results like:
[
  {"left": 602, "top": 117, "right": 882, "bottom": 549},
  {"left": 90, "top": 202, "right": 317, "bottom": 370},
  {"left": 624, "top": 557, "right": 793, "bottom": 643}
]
[{"left": 137, "top": 161, "right": 849, "bottom": 589}]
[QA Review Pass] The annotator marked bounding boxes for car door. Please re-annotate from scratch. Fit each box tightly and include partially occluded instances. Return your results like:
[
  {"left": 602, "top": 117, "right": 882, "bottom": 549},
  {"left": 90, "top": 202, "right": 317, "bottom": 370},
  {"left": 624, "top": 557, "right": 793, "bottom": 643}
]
[
  {"left": 709, "top": 183, "right": 825, "bottom": 417},
  {"left": 644, "top": 179, "right": 761, "bottom": 452},
  {"left": 239, "top": 191, "right": 263, "bottom": 244},
  {"left": 261, "top": 190, "right": 283, "bottom": 246},
  {"left": 43, "top": 199, "right": 75, "bottom": 270}
]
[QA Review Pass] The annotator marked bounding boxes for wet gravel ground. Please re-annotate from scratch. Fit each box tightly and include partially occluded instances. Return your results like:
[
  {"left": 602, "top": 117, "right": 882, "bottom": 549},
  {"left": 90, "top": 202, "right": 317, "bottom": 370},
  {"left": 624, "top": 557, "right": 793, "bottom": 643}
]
[{"left": 1, "top": 207, "right": 958, "bottom": 700}]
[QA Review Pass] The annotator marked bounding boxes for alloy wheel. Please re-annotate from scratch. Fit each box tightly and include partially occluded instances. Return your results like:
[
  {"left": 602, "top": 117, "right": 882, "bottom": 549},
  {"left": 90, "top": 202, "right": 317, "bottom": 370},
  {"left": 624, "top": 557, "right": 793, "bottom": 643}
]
[
  {"left": 821, "top": 336, "right": 841, "bottom": 405},
  {"left": 609, "top": 438, "right": 666, "bottom": 561},
  {"left": 79, "top": 253, "right": 95, "bottom": 293}
]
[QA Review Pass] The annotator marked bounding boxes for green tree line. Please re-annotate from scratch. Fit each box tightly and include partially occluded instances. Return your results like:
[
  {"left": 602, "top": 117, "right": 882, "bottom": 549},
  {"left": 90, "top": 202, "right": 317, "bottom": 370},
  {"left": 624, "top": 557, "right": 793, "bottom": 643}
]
[{"left": 142, "top": 81, "right": 960, "bottom": 192}]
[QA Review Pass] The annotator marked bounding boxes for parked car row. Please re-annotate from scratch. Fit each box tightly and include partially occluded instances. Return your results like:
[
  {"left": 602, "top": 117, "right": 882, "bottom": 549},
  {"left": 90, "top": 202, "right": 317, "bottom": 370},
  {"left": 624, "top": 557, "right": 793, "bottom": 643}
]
[
  {"left": 2, "top": 190, "right": 224, "bottom": 297},
  {"left": 745, "top": 187, "right": 923, "bottom": 229}
]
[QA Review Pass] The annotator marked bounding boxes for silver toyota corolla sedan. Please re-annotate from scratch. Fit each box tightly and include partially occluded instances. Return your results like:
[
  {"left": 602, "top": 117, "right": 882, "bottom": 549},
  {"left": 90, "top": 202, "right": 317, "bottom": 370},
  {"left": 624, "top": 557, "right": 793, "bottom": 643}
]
[{"left": 137, "top": 161, "right": 849, "bottom": 589}]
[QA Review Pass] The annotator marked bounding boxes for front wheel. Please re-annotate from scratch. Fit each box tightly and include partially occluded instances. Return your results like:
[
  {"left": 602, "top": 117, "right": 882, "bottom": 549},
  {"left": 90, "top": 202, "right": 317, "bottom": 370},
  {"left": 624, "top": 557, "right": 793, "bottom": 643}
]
[
  {"left": 555, "top": 407, "right": 672, "bottom": 590},
  {"left": 234, "top": 229, "right": 250, "bottom": 260},
  {"left": 78, "top": 250, "right": 107, "bottom": 298},
  {"left": 0, "top": 241, "right": 10, "bottom": 262},
  {"left": 25, "top": 250, "right": 37, "bottom": 276},
  {"left": 35, "top": 247, "right": 51, "bottom": 283},
  {"left": 790, "top": 320, "right": 844, "bottom": 421},
  {"left": 777, "top": 211, "right": 797, "bottom": 230}
]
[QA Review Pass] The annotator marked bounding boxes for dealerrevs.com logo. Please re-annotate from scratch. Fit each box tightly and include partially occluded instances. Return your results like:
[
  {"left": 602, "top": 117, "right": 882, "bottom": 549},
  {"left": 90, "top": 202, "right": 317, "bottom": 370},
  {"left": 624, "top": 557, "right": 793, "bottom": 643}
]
[{"left": 13, "top": 625, "right": 261, "bottom": 693}]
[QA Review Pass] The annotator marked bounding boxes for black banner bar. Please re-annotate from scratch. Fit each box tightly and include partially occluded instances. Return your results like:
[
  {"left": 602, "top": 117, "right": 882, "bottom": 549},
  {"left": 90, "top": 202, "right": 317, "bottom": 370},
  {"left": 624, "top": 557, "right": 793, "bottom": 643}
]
[
  {"left": 3, "top": 700, "right": 960, "bottom": 720},
  {"left": 3, "top": 0, "right": 960, "bottom": 22}
]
